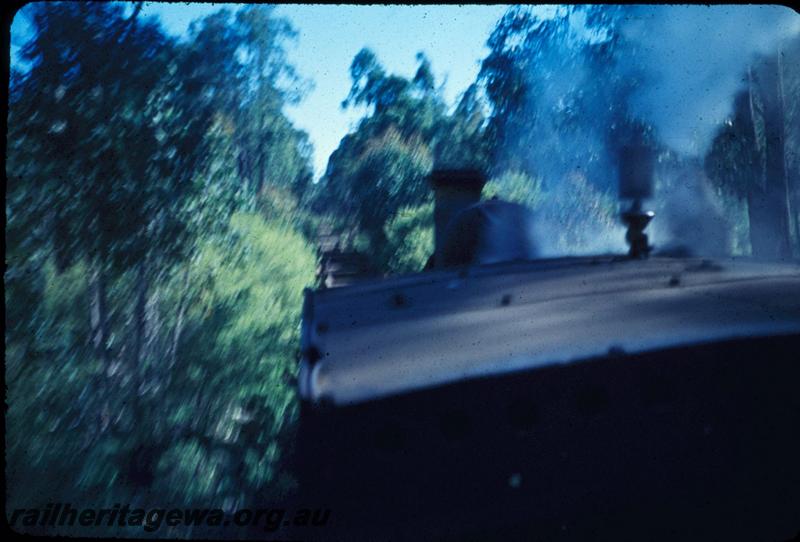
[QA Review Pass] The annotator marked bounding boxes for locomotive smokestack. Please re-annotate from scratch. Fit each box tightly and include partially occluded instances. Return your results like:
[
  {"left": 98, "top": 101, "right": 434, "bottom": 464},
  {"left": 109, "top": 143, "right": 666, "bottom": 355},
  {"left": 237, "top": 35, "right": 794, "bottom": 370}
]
[
  {"left": 430, "top": 168, "right": 487, "bottom": 268},
  {"left": 619, "top": 145, "right": 655, "bottom": 201},
  {"left": 619, "top": 145, "right": 656, "bottom": 258}
]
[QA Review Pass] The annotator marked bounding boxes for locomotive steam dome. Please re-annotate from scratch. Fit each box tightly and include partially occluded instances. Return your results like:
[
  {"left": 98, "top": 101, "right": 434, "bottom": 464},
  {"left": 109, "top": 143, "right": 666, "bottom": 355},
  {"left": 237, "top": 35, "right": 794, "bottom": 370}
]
[
  {"left": 430, "top": 168, "right": 538, "bottom": 268},
  {"left": 440, "top": 198, "right": 538, "bottom": 267}
]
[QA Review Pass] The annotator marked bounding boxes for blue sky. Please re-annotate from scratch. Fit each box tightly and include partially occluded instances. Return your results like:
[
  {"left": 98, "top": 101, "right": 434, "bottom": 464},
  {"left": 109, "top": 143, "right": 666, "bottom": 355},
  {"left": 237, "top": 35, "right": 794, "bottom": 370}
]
[{"left": 11, "top": 3, "right": 512, "bottom": 179}]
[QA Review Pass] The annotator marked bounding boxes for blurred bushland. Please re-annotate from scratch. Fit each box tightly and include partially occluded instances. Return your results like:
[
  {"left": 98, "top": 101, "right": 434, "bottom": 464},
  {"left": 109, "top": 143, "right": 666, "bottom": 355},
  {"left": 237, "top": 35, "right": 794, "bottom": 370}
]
[{"left": 7, "top": 3, "right": 316, "bottom": 530}]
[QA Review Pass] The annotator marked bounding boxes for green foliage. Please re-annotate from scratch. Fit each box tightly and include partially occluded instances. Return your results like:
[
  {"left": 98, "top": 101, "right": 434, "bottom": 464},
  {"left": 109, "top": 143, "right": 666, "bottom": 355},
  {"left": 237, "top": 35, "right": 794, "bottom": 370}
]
[
  {"left": 485, "top": 169, "right": 621, "bottom": 256},
  {"left": 383, "top": 202, "right": 435, "bottom": 274},
  {"left": 155, "top": 213, "right": 315, "bottom": 506},
  {"left": 188, "top": 213, "right": 315, "bottom": 369},
  {"left": 6, "top": 3, "right": 318, "bottom": 526},
  {"left": 181, "top": 5, "right": 314, "bottom": 207},
  {"left": 782, "top": 36, "right": 800, "bottom": 252},
  {"left": 6, "top": 259, "right": 97, "bottom": 506},
  {"left": 318, "top": 49, "right": 490, "bottom": 271},
  {"left": 484, "top": 170, "right": 544, "bottom": 209},
  {"left": 537, "top": 173, "right": 620, "bottom": 255},
  {"left": 8, "top": 2, "right": 205, "bottom": 272},
  {"left": 474, "top": 6, "right": 639, "bottom": 258},
  {"left": 322, "top": 121, "right": 435, "bottom": 260},
  {"left": 705, "top": 92, "right": 762, "bottom": 198},
  {"left": 434, "top": 84, "right": 492, "bottom": 170},
  {"left": 479, "top": 5, "right": 653, "bottom": 187},
  {"left": 705, "top": 35, "right": 800, "bottom": 256}
]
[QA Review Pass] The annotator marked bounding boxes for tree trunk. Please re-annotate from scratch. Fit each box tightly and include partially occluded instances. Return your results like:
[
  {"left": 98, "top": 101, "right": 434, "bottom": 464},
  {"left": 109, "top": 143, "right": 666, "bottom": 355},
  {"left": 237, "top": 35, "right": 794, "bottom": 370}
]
[
  {"left": 89, "top": 255, "right": 111, "bottom": 370},
  {"left": 132, "top": 257, "right": 148, "bottom": 373},
  {"left": 88, "top": 252, "right": 112, "bottom": 435},
  {"left": 169, "top": 266, "right": 191, "bottom": 370},
  {"left": 747, "top": 55, "right": 792, "bottom": 259},
  {"left": 257, "top": 113, "right": 267, "bottom": 196},
  {"left": 777, "top": 48, "right": 800, "bottom": 253}
]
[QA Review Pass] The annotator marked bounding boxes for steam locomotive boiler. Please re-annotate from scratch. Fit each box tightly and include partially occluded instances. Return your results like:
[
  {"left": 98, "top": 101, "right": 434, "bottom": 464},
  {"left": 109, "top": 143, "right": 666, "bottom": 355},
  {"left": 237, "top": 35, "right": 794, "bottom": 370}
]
[{"left": 294, "top": 149, "right": 800, "bottom": 541}]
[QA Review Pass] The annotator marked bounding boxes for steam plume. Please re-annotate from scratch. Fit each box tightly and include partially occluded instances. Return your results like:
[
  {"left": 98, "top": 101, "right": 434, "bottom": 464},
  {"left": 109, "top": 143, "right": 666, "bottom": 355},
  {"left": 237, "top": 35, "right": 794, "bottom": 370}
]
[
  {"left": 622, "top": 5, "right": 799, "bottom": 155},
  {"left": 493, "top": 5, "right": 800, "bottom": 256}
]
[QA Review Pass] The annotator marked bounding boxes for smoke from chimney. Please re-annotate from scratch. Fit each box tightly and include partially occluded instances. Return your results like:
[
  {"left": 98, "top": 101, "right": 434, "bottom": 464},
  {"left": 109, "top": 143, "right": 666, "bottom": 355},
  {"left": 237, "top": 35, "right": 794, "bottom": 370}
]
[
  {"left": 490, "top": 5, "right": 799, "bottom": 257},
  {"left": 621, "top": 5, "right": 799, "bottom": 156}
]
